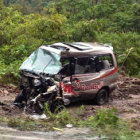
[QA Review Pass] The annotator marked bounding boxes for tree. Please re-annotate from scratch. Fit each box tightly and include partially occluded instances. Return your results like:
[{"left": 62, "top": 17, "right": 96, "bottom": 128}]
[
  {"left": 20, "top": 0, "right": 32, "bottom": 14},
  {"left": 0, "top": 0, "right": 4, "bottom": 10}
]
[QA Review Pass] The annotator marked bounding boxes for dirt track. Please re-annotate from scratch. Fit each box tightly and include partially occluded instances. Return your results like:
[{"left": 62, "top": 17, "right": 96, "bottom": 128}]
[
  {"left": 0, "top": 126, "right": 95, "bottom": 140},
  {"left": 0, "top": 75, "right": 140, "bottom": 123}
]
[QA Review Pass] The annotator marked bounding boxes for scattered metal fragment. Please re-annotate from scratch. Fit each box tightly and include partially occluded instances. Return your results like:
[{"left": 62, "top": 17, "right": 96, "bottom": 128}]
[
  {"left": 52, "top": 127, "right": 63, "bottom": 132},
  {"left": 66, "top": 124, "right": 73, "bottom": 128},
  {"left": 30, "top": 113, "right": 48, "bottom": 120}
]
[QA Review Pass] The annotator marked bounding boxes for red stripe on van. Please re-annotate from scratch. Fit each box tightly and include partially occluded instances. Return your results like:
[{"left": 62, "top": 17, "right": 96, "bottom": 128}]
[{"left": 96, "top": 67, "right": 118, "bottom": 80}]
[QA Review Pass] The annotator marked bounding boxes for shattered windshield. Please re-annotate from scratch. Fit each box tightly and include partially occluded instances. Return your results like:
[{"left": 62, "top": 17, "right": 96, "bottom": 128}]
[{"left": 20, "top": 48, "right": 61, "bottom": 74}]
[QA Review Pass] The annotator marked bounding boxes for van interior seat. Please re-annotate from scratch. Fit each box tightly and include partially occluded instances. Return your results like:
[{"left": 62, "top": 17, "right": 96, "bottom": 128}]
[
  {"left": 75, "top": 64, "right": 85, "bottom": 74},
  {"left": 102, "top": 60, "right": 110, "bottom": 69}
]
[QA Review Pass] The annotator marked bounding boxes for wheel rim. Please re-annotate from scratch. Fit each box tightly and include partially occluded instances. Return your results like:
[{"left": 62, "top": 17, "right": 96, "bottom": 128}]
[{"left": 98, "top": 90, "right": 107, "bottom": 105}]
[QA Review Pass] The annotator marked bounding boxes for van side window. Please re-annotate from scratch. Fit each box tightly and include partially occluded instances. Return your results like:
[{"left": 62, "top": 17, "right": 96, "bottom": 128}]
[
  {"left": 98, "top": 54, "right": 114, "bottom": 70},
  {"left": 74, "top": 54, "right": 114, "bottom": 75},
  {"left": 75, "top": 57, "right": 96, "bottom": 74}
]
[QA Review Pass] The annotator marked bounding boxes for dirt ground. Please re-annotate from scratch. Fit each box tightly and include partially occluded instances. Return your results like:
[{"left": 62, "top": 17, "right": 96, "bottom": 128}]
[{"left": 0, "top": 75, "right": 140, "bottom": 125}]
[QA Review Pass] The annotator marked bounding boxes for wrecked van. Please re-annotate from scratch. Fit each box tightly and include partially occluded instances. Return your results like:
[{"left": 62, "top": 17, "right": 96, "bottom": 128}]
[{"left": 14, "top": 42, "right": 118, "bottom": 113}]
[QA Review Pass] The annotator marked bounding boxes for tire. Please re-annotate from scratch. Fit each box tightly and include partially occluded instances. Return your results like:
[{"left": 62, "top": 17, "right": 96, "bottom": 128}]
[
  {"left": 14, "top": 91, "right": 24, "bottom": 103},
  {"left": 50, "top": 99, "right": 64, "bottom": 113},
  {"left": 14, "top": 89, "right": 27, "bottom": 107},
  {"left": 95, "top": 89, "right": 108, "bottom": 105}
]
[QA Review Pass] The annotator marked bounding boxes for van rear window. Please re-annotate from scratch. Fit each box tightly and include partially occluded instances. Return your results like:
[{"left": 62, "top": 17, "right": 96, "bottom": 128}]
[{"left": 98, "top": 54, "right": 114, "bottom": 69}]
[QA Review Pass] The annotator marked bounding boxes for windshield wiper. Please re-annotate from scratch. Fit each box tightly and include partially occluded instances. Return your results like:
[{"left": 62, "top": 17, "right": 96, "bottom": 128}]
[{"left": 42, "top": 59, "right": 53, "bottom": 73}]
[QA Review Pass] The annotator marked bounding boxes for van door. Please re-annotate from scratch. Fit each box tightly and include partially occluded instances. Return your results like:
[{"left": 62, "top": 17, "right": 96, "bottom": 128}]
[{"left": 71, "top": 57, "right": 102, "bottom": 100}]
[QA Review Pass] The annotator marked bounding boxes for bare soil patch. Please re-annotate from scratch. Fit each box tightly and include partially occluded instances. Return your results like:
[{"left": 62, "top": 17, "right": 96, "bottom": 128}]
[{"left": 0, "top": 84, "right": 22, "bottom": 117}]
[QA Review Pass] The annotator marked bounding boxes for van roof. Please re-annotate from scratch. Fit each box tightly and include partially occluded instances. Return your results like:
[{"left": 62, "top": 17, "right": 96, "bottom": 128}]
[{"left": 40, "top": 42, "right": 114, "bottom": 57}]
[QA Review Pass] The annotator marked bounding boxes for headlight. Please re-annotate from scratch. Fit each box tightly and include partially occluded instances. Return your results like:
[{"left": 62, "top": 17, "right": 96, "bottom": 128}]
[{"left": 33, "top": 79, "right": 41, "bottom": 87}]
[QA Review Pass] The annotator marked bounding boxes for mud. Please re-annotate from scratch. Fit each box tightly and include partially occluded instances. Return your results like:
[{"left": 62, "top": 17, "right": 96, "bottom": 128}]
[
  {"left": 0, "top": 84, "right": 22, "bottom": 117},
  {"left": 0, "top": 75, "right": 140, "bottom": 122}
]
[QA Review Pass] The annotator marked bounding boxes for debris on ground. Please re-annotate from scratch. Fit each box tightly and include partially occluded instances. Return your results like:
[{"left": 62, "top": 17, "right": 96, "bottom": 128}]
[
  {"left": 66, "top": 124, "right": 73, "bottom": 128},
  {"left": 30, "top": 114, "right": 48, "bottom": 120}
]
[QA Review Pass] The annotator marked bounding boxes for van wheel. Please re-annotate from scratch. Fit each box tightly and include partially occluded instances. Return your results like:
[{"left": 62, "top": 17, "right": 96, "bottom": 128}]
[
  {"left": 50, "top": 99, "right": 64, "bottom": 113},
  {"left": 95, "top": 89, "right": 108, "bottom": 105}
]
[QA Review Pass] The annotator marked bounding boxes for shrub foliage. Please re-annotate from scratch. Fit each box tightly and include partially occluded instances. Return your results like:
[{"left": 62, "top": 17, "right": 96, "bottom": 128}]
[{"left": 0, "top": 0, "right": 140, "bottom": 83}]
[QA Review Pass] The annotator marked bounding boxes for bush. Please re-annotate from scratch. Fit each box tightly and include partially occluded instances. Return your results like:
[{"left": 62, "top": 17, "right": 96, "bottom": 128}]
[
  {"left": 0, "top": 0, "right": 140, "bottom": 84},
  {"left": 96, "top": 32, "right": 140, "bottom": 76},
  {"left": 0, "top": 7, "right": 68, "bottom": 83}
]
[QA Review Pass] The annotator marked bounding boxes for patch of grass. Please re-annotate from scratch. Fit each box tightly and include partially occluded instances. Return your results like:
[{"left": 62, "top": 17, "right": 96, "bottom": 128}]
[
  {"left": 44, "top": 103, "right": 79, "bottom": 127},
  {"left": 79, "top": 108, "right": 140, "bottom": 140},
  {"left": 77, "top": 105, "right": 85, "bottom": 117},
  {"left": 0, "top": 107, "right": 140, "bottom": 139},
  {"left": 7, "top": 117, "right": 49, "bottom": 131},
  {"left": 3, "top": 104, "right": 85, "bottom": 131},
  {"left": 0, "top": 117, "right": 7, "bottom": 122}
]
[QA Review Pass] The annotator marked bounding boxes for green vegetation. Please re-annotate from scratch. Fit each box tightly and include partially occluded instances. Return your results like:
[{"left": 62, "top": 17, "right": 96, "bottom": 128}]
[
  {"left": 79, "top": 108, "right": 140, "bottom": 139},
  {"left": 0, "top": 0, "right": 140, "bottom": 83},
  {"left": 0, "top": 1, "right": 139, "bottom": 138},
  {"left": 0, "top": 107, "right": 139, "bottom": 139}
]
